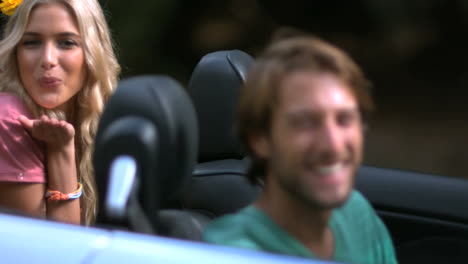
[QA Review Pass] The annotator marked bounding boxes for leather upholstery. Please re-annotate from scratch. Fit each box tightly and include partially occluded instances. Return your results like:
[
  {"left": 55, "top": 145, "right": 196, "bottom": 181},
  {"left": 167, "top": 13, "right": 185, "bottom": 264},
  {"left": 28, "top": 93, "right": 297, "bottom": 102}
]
[
  {"left": 94, "top": 75, "right": 198, "bottom": 231},
  {"left": 184, "top": 158, "right": 259, "bottom": 217},
  {"left": 157, "top": 210, "right": 211, "bottom": 240},
  {"left": 188, "top": 50, "right": 254, "bottom": 162},
  {"left": 158, "top": 51, "right": 259, "bottom": 240}
]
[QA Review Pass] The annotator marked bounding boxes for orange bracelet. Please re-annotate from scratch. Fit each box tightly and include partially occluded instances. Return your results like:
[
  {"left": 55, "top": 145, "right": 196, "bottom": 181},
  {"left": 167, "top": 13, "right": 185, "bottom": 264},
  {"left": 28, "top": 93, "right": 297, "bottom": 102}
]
[{"left": 45, "top": 182, "right": 83, "bottom": 201}]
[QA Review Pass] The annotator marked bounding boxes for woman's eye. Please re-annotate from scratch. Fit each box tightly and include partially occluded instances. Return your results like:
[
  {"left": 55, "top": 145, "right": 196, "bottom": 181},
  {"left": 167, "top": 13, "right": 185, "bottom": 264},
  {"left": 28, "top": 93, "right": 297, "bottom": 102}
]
[
  {"left": 21, "top": 39, "right": 41, "bottom": 47},
  {"left": 57, "top": 39, "right": 78, "bottom": 49}
]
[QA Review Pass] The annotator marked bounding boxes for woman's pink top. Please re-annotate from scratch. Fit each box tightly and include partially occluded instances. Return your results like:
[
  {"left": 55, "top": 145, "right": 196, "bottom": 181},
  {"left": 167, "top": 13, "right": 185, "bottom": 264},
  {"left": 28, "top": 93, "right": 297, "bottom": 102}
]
[{"left": 0, "top": 92, "right": 45, "bottom": 183}]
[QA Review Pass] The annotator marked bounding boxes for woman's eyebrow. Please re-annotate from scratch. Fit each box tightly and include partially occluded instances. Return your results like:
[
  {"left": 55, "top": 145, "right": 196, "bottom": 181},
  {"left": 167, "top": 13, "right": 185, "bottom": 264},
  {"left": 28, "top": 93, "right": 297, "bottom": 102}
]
[
  {"left": 22, "top": 32, "right": 40, "bottom": 37},
  {"left": 22, "top": 32, "right": 81, "bottom": 37}
]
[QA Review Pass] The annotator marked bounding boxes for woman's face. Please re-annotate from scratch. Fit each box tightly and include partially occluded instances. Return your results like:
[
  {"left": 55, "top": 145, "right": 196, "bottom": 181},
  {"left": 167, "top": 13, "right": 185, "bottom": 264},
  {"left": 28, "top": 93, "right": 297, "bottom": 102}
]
[{"left": 16, "top": 3, "right": 86, "bottom": 113}]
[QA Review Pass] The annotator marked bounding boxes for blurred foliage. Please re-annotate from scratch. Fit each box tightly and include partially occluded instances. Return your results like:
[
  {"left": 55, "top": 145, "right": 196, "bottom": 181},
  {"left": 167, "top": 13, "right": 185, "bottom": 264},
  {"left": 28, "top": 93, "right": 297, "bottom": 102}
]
[
  {"left": 102, "top": 0, "right": 275, "bottom": 85},
  {"left": 103, "top": 0, "right": 468, "bottom": 110},
  {"left": 101, "top": 0, "right": 468, "bottom": 177},
  {"left": 101, "top": 0, "right": 179, "bottom": 78}
]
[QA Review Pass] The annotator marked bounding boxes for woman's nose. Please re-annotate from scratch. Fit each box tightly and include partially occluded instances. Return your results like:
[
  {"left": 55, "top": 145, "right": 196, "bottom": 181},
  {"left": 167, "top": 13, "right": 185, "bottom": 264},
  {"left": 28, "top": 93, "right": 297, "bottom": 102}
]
[{"left": 40, "top": 43, "right": 57, "bottom": 70}]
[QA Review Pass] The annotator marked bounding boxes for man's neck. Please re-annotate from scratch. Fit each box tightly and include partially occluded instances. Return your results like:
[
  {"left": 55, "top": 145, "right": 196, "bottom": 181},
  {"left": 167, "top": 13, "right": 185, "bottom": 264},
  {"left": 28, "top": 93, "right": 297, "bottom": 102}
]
[{"left": 254, "top": 179, "right": 335, "bottom": 259}]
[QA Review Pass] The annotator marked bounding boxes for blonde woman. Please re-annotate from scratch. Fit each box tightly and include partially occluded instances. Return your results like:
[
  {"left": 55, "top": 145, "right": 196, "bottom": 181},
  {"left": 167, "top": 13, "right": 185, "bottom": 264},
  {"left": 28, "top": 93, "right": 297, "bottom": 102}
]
[{"left": 0, "top": 0, "right": 120, "bottom": 225}]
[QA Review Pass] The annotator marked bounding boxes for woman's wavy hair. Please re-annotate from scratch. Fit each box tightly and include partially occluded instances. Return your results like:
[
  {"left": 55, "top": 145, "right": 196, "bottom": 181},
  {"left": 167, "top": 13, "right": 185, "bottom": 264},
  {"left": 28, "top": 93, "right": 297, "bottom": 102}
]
[{"left": 0, "top": 0, "right": 120, "bottom": 225}]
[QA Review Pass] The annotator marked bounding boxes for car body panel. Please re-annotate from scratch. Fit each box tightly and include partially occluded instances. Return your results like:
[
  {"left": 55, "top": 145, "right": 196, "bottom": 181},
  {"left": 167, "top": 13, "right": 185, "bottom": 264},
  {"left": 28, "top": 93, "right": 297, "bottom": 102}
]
[{"left": 0, "top": 212, "right": 337, "bottom": 264}]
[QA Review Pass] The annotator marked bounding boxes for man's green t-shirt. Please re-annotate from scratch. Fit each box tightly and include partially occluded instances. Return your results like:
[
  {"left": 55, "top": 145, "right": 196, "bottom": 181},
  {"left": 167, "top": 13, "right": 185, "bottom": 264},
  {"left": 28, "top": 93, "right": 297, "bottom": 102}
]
[{"left": 203, "top": 190, "right": 397, "bottom": 264}]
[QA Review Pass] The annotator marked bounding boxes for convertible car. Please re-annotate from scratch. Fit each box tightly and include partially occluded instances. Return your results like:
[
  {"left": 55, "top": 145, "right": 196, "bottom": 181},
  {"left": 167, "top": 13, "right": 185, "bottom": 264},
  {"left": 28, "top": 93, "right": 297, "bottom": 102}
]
[{"left": 1, "top": 50, "right": 468, "bottom": 264}]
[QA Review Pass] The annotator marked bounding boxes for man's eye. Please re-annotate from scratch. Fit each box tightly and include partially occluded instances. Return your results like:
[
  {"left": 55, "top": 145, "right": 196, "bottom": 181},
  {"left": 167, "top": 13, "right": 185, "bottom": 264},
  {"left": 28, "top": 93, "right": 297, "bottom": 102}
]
[
  {"left": 291, "top": 117, "right": 319, "bottom": 130},
  {"left": 337, "top": 112, "right": 360, "bottom": 127}
]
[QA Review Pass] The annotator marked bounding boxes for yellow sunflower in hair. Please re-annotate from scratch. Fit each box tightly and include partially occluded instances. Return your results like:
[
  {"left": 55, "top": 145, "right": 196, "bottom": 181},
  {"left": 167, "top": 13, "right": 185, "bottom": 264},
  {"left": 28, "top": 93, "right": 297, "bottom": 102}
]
[{"left": 0, "top": 0, "right": 22, "bottom": 16}]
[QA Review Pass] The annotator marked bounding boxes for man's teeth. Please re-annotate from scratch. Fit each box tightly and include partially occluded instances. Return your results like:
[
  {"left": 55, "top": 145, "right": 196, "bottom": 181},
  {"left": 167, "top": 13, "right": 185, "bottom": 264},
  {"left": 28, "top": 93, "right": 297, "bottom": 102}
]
[{"left": 317, "top": 163, "right": 343, "bottom": 174}]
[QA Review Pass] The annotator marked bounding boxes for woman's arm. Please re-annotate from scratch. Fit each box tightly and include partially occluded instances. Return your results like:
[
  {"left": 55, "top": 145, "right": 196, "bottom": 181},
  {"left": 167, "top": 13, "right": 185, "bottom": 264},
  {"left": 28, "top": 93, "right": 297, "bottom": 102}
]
[
  {"left": 0, "top": 183, "right": 46, "bottom": 217},
  {"left": 19, "top": 115, "right": 81, "bottom": 224}
]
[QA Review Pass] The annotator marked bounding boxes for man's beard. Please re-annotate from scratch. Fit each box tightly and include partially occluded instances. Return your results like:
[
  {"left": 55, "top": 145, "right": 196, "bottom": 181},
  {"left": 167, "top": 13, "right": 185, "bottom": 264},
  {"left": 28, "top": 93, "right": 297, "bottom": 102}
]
[{"left": 276, "top": 169, "right": 354, "bottom": 210}]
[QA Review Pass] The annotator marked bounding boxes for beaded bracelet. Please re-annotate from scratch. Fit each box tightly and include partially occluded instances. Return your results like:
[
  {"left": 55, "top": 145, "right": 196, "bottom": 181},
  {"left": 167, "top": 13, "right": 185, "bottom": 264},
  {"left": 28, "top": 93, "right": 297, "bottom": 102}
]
[{"left": 45, "top": 182, "right": 83, "bottom": 201}]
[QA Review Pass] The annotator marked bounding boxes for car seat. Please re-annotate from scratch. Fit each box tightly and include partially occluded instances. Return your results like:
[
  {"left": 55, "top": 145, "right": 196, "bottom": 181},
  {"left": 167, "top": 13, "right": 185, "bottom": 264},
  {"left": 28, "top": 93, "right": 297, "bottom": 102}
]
[
  {"left": 157, "top": 50, "right": 260, "bottom": 240},
  {"left": 94, "top": 75, "right": 198, "bottom": 234}
]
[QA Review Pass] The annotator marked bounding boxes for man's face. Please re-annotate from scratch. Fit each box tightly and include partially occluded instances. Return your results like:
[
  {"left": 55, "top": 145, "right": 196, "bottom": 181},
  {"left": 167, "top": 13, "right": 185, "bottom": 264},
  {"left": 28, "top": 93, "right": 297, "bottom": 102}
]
[{"left": 254, "top": 71, "right": 363, "bottom": 209}]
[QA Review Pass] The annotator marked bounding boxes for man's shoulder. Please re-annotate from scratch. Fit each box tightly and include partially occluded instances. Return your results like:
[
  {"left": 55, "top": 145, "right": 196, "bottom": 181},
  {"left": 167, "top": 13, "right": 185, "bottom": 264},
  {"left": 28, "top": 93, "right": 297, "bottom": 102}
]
[
  {"left": 332, "top": 190, "right": 398, "bottom": 264},
  {"left": 202, "top": 206, "right": 264, "bottom": 250},
  {"left": 332, "top": 189, "right": 384, "bottom": 233},
  {"left": 332, "top": 190, "right": 387, "bottom": 249},
  {"left": 336, "top": 190, "right": 373, "bottom": 216},
  {"left": 347, "top": 189, "right": 369, "bottom": 205}
]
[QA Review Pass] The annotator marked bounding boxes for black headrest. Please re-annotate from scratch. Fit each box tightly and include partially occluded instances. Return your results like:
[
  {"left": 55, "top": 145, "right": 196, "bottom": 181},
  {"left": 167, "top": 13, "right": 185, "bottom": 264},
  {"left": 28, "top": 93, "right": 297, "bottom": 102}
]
[
  {"left": 94, "top": 75, "right": 198, "bottom": 215},
  {"left": 188, "top": 50, "right": 254, "bottom": 162}
]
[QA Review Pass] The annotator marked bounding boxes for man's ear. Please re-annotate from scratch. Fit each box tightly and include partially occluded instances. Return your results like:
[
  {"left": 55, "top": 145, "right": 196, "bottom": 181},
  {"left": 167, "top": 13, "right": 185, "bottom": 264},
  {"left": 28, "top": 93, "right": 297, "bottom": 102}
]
[{"left": 248, "top": 133, "right": 270, "bottom": 159}]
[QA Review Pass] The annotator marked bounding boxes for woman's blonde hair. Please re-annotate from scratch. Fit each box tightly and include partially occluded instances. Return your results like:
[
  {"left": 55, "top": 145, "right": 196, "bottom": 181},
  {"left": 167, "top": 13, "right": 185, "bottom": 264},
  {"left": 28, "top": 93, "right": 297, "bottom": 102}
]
[{"left": 0, "top": 0, "right": 120, "bottom": 225}]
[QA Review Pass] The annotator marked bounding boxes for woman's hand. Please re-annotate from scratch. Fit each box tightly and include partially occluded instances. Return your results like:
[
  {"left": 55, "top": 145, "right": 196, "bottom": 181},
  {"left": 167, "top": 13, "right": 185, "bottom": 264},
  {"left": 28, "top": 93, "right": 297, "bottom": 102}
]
[{"left": 18, "top": 115, "right": 75, "bottom": 149}]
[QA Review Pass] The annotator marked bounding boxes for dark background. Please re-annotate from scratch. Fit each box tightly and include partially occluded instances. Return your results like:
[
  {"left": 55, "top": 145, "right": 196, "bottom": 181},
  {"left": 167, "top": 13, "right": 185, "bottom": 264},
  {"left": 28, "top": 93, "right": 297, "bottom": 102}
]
[{"left": 3, "top": 0, "right": 468, "bottom": 178}]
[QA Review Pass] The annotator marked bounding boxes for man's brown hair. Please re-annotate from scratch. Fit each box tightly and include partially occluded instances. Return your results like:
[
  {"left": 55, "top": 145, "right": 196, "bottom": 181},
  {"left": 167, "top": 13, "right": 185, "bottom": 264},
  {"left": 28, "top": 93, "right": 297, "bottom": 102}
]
[{"left": 237, "top": 35, "right": 374, "bottom": 184}]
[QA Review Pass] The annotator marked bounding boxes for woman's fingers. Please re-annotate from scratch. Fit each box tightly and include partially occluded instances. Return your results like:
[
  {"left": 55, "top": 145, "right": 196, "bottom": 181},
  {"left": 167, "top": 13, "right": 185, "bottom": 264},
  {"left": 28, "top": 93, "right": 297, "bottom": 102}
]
[
  {"left": 17, "top": 115, "right": 34, "bottom": 132},
  {"left": 18, "top": 115, "right": 75, "bottom": 146}
]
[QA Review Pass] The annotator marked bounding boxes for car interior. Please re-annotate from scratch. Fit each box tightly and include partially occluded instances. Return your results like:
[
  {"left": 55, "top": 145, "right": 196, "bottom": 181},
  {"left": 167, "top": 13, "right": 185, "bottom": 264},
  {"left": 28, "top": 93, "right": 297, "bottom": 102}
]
[
  {"left": 1, "top": 48, "right": 468, "bottom": 264},
  {"left": 0, "top": 72, "right": 324, "bottom": 264},
  {"left": 157, "top": 50, "right": 260, "bottom": 240},
  {"left": 94, "top": 75, "right": 199, "bottom": 234},
  {"left": 95, "top": 49, "right": 468, "bottom": 263}
]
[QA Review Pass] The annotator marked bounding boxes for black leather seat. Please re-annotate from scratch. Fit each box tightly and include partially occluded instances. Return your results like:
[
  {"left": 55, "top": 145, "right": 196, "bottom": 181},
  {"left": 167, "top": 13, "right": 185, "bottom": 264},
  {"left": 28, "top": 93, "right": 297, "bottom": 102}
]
[
  {"left": 94, "top": 75, "right": 198, "bottom": 234},
  {"left": 157, "top": 50, "right": 260, "bottom": 240},
  {"left": 188, "top": 49, "right": 252, "bottom": 163}
]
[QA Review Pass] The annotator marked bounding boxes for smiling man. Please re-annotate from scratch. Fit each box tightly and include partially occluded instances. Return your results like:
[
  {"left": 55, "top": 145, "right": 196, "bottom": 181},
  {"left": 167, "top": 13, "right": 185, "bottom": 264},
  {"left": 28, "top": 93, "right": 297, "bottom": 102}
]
[{"left": 203, "top": 36, "right": 397, "bottom": 264}]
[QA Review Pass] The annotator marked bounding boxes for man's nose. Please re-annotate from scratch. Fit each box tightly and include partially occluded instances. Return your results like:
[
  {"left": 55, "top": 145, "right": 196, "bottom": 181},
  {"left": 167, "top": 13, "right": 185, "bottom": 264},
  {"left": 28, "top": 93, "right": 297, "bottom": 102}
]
[
  {"left": 317, "top": 121, "right": 345, "bottom": 159},
  {"left": 40, "top": 43, "right": 57, "bottom": 70}
]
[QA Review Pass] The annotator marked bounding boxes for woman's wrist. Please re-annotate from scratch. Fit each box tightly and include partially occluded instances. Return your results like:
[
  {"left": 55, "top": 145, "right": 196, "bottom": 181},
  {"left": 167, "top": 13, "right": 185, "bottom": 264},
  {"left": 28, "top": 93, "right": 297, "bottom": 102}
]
[
  {"left": 46, "top": 140, "right": 77, "bottom": 193},
  {"left": 46, "top": 137, "right": 75, "bottom": 153}
]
